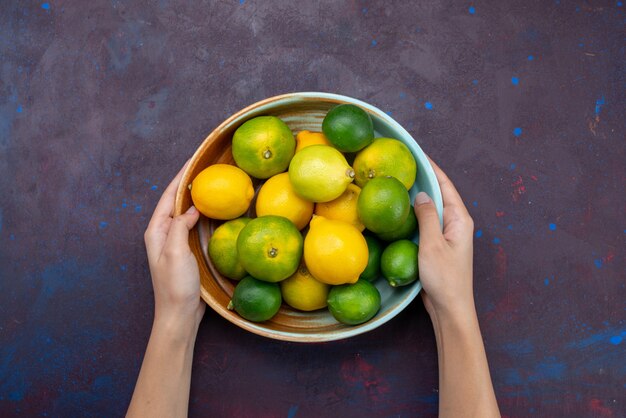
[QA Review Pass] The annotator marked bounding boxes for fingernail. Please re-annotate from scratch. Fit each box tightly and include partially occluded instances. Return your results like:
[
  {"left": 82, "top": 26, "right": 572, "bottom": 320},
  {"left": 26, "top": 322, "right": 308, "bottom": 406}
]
[
  {"left": 186, "top": 205, "right": 197, "bottom": 214},
  {"left": 415, "top": 192, "right": 432, "bottom": 205}
]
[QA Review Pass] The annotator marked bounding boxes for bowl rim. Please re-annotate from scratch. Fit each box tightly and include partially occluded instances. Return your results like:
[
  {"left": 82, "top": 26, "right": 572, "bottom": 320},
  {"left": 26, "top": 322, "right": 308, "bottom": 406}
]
[{"left": 175, "top": 91, "right": 443, "bottom": 342}]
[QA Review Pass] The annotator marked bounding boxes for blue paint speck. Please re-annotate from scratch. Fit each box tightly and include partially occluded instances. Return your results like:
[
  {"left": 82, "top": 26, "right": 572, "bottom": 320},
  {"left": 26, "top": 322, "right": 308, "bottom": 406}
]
[
  {"left": 135, "top": 205, "right": 142, "bottom": 213},
  {"left": 472, "top": 201, "right": 478, "bottom": 207},
  {"left": 145, "top": 179, "right": 151, "bottom": 183},
  {"left": 10, "top": 234, "right": 15, "bottom": 240},
  {"left": 594, "top": 258, "right": 603, "bottom": 269},
  {"left": 16, "top": 105, "right": 23, "bottom": 113},
  {"left": 99, "top": 221, "right": 108, "bottom": 229},
  {"left": 528, "top": 55, "right": 535, "bottom": 61},
  {"left": 594, "top": 96, "right": 605, "bottom": 116},
  {"left": 121, "top": 202, "right": 128, "bottom": 208},
  {"left": 288, "top": 405, "right": 299, "bottom": 418},
  {"left": 399, "top": 92, "right": 406, "bottom": 99},
  {"left": 609, "top": 336, "right": 622, "bottom": 345},
  {"left": 120, "top": 265, "right": 127, "bottom": 272},
  {"left": 618, "top": 1, "right": 623, "bottom": 7},
  {"left": 513, "top": 127, "right": 523, "bottom": 137},
  {"left": 362, "top": 7, "right": 368, "bottom": 14},
  {"left": 472, "top": 79, "right": 478, "bottom": 85},
  {"left": 475, "top": 229, "right": 483, "bottom": 238},
  {"left": 239, "top": 0, "right": 245, "bottom": 4},
  {"left": 468, "top": 6, "right": 476, "bottom": 14},
  {"left": 41, "top": 2, "right": 50, "bottom": 9},
  {"left": 578, "top": 42, "right": 584, "bottom": 47},
  {"left": 150, "top": 185, "right": 158, "bottom": 191},
  {"left": 549, "top": 223, "right": 557, "bottom": 231},
  {"left": 385, "top": 111, "right": 393, "bottom": 116},
  {"left": 507, "top": 224, "right": 513, "bottom": 230},
  {"left": 371, "top": 39, "right": 377, "bottom": 46},
  {"left": 509, "top": 163, "right": 516, "bottom": 170},
  {"left": 493, "top": 237, "right": 501, "bottom": 244},
  {"left": 424, "top": 101, "right": 433, "bottom": 110},
  {"left": 511, "top": 76, "right": 519, "bottom": 86},
  {"left": 544, "top": 278, "right": 550, "bottom": 286}
]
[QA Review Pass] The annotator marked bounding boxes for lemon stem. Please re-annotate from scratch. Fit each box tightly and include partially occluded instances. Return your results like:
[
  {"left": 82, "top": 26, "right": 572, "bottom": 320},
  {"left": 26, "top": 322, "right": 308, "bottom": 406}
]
[
  {"left": 346, "top": 168, "right": 355, "bottom": 179},
  {"left": 263, "top": 149, "right": 272, "bottom": 159},
  {"left": 268, "top": 247, "right": 278, "bottom": 258},
  {"left": 227, "top": 300, "right": 234, "bottom": 310}
]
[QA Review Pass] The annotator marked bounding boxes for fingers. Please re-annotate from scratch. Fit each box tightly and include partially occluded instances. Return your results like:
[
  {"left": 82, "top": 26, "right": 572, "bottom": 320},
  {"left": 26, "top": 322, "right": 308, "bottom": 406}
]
[
  {"left": 426, "top": 157, "right": 467, "bottom": 213},
  {"left": 414, "top": 192, "right": 443, "bottom": 243},
  {"left": 163, "top": 206, "right": 200, "bottom": 257},
  {"left": 149, "top": 160, "right": 191, "bottom": 226}
]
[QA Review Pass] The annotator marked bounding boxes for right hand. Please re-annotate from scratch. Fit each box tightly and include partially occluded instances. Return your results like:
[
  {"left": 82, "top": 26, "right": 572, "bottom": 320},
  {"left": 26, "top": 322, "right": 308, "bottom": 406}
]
[{"left": 413, "top": 158, "right": 476, "bottom": 319}]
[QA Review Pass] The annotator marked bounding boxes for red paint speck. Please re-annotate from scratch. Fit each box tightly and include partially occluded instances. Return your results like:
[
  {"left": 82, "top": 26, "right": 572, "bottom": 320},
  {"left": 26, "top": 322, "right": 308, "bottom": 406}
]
[
  {"left": 589, "top": 398, "right": 613, "bottom": 416},
  {"left": 496, "top": 211, "right": 505, "bottom": 217},
  {"left": 511, "top": 176, "right": 526, "bottom": 202},
  {"left": 530, "top": 175, "right": 538, "bottom": 181},
  {"left": 340, "top": 354, "right": 390, "bottom": 402}
]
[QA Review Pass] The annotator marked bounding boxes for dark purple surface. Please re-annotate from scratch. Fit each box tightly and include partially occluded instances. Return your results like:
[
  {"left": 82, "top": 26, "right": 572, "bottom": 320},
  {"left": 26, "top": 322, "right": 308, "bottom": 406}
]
[{"left": 1, "top": 1, "right": 624, "bottom": 417}]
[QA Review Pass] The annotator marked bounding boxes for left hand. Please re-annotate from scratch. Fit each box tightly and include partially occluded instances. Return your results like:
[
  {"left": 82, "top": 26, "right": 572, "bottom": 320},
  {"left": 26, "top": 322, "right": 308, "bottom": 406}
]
[{"left": 144, "top": 161, "right": 205, "bottom": 329}]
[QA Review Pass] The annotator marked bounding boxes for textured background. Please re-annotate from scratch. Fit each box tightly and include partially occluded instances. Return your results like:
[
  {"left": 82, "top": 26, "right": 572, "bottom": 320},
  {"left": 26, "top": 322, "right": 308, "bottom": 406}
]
[{"left": 1, "top": 1, "right": 624, "bottom": 417}]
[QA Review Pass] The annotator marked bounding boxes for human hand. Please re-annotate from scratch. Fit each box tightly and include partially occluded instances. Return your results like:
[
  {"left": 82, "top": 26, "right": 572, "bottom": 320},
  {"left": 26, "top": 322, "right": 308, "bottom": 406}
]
[
  {"left": 144, "top": 161, "right": 205, "bottom": 332},
  {"left": 413, "top": 158, "right": 475, "bottom": 320}
]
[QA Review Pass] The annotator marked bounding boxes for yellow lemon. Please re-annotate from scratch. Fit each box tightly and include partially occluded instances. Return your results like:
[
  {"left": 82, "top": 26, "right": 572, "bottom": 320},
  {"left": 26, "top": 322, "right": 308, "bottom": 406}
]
[
  {"left": 295, "top": 130, "right": 331, "bottom": 153},
  {"left": 280, "top": 264, "right": 330, "bottom": 311},
  {"left": 353, "top": 138, "right": 417, "bottom": 189},
  {"left": 255, "top": 173, "right": 313, "bottom": 230},
  {"left": 303, "top": 216, "right": 368, "bottom": 285},
  {"left": 314, "top": 184, "right": 365, "bottom": 231},
  {"left": 191, "top": 164, "right": 254, "bottom": 220},
  {"left": 288, "top": 145, "right": 355, "bottom": 202}
]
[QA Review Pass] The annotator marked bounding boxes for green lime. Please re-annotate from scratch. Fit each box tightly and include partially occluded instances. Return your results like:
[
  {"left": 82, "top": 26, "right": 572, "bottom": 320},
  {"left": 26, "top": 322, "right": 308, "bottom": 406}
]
[
  {"left": 357, "top": 176, "right": 410, "bottom": 233},
  {"left": 322, "top": 104, "right": 374, "bottom": 152},
  {"left": 381, "top": 239, "right": 419, "bottom": 287},
  {"left": 327, "top": 280, "right": 381, "bottom": 325},
  {"left": 359, "top": 235, "right": 383, "bottom": 282},
  {"left": 237, "top": 215, "right": 303, "bottom": 282},
  {"left": 208, "top": 217, "right": 251, "bottom": 280},
  {"left": 353, "top": 138, "right": 417, "bottom": 189},
  {"left": 232, "top": 116, "right": 295, "bottom": 179},
  {"left": 376, "top": 206, "right": 417, "bottom": 241},
  {"left": 228, "top": 276, "right": 282, "bottom": 322}
]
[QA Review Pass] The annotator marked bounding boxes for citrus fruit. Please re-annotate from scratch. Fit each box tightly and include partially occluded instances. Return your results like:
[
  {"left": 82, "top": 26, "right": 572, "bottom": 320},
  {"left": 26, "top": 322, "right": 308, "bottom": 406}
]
[
  {"left": 376, "top": 205, "right": 417, "bottom": 241},
  {"left": 381, "top": 239, "right": 419, "bottom": 287},
  {"left": 359, "top": 235, "right": 383, "bottom": 282},
  {"left": 256, "top": 172, "right": 313, "bottom": 230},
  {"left": 303, "top": 216, "right": 368, "bottom": 285},
  {"left": 357, "top": 176, "right": 410, "bottom": 233},
  {"left": 288, "top": 145, "right": 355, "bottom": 202},
  {"left": 237, "top": 215, "right": 303, "bottom": 283},
  {"left": 322, "top": 104, "right": 374, "bottom": 152},
  {"left": 232, "top": 116, "right": 295, "bottom": 179},
  {"left": 295, "top": 130, "right": 331, "bottom": 153},
  {"left": 280, "top": 264, "right": 330, "bottom": 311},
  {"left": 191, "top": 164, "right": 254, "bottom": 220},
  {"left": 327, "top": 280, "right": 381, "bottom": 325},
  {"left": 314, "top": 184, "right": 365, "bottom": 231},
  {"left": 353, "top": 138, "right": 417, "bottom": 189},
  {"left": 228, "top": 276, "right": 282, "bottom": 322},
  {"left": 208, "top": 217, "right": 251, "bottom": 280}
]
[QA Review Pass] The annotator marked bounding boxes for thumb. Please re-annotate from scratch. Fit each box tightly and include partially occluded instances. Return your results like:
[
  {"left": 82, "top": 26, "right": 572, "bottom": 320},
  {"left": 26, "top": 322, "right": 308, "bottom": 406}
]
[
  {"left": 414, "top": 192, "right": 442, "bottom": 241},
  {"left": 164, "top": 206, "right": 200, "bottom": 252}
]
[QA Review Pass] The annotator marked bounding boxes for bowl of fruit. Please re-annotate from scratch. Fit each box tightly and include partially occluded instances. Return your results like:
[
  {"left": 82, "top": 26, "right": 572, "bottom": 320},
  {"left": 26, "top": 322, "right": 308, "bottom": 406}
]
[{"left": 175, "top": 92, "right": 443, "bottom": 342}]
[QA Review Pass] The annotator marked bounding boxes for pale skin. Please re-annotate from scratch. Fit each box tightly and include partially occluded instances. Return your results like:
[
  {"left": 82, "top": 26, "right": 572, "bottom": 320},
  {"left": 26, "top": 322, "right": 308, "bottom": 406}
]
[{"left": 127, "top": 158, "right": 500, "bottom": 418}]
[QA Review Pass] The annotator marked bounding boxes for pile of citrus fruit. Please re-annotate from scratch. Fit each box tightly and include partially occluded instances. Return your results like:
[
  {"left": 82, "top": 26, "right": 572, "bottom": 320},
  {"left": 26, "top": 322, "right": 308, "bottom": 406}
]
[{"left": 191, "top": 104, "right": 420, "bottom": 325}]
